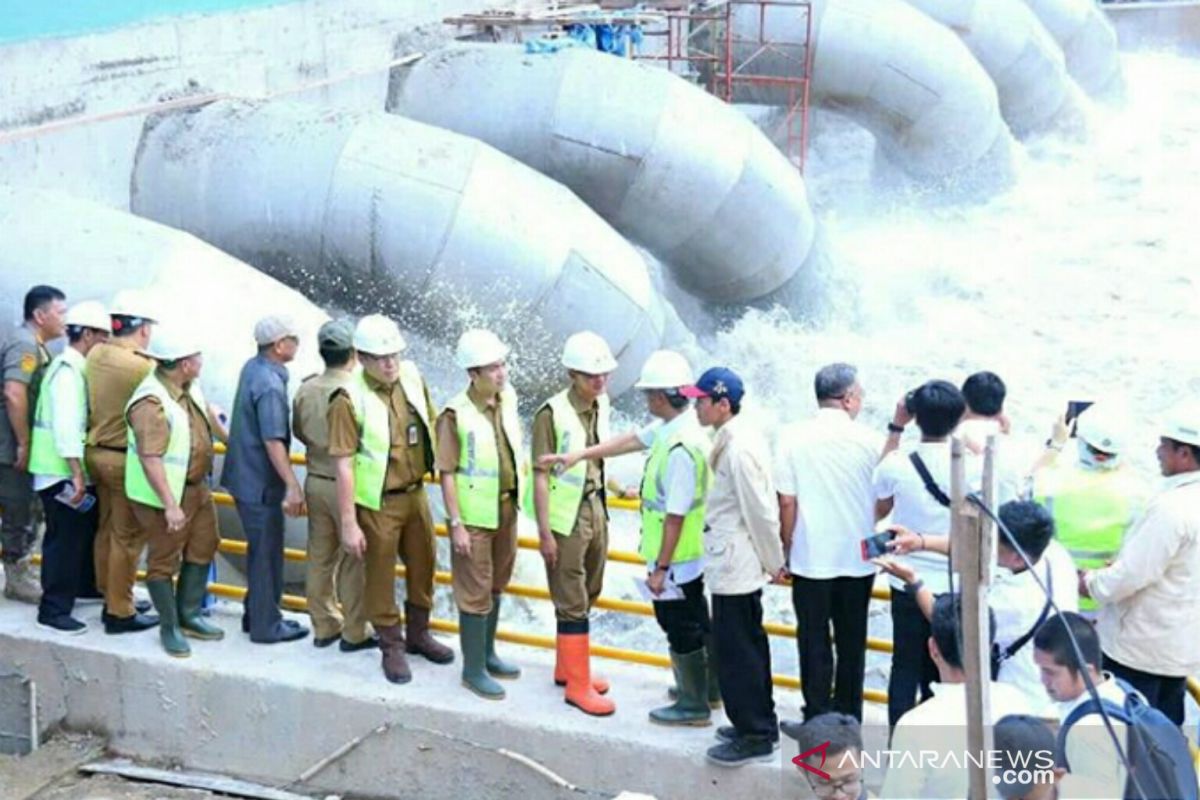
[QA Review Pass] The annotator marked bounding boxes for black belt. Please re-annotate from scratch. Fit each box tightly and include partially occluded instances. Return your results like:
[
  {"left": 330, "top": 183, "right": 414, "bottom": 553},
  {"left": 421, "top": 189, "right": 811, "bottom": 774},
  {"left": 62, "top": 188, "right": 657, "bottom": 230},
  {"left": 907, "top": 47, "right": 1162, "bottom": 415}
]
[
  {"left": 383, "top": 482, "right": 424, "bottom": 496},
  {"left": 90, "top": 444, "right": 127, "bottom": 453},
  {"left": 308, "top": 473, "right": 336, "bottom": 481}
]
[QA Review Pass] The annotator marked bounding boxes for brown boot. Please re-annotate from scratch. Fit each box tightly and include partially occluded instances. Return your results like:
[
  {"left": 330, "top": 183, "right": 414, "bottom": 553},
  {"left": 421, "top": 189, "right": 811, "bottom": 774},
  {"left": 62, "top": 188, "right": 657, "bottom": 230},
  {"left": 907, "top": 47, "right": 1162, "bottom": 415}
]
[
  {"left": 404, "top": 602, "right": 454, "bottom": 664},
  {"left": 377, "top": 624, "right": 412, "bottom": 684}
]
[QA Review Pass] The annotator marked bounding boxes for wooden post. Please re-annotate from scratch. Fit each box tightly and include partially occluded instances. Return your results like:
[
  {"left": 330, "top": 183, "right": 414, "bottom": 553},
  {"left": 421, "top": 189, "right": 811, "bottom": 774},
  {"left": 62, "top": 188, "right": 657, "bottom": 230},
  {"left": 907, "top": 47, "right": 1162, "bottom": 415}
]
[{"left": 951, "top": 436, "right": 996, "bottom": 800}]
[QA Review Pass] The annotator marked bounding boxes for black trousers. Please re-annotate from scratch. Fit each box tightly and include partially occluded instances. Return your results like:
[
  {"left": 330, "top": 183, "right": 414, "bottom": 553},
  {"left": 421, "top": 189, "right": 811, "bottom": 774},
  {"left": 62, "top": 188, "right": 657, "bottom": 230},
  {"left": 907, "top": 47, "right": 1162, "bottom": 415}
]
[
  {"left": 1104, "top": 653, "right": 1187, "bottom": 726},
  {"left": 888, "top": 586, "right": 939, "bottom": 728},
  {"left": 792, "top": 573, "right": 874, "bottom": 721},
  {"left": 37, "top": 481, "right": 99, "bottom": 622},
  {"left": 652, "top": 574, "right": 710, "bottom": 654},
  {"left": 237, "top": 500, "right": 285, "bottom": 638},
  {"left": 713, "top": 590, "right": 777, "bottom": 739}
]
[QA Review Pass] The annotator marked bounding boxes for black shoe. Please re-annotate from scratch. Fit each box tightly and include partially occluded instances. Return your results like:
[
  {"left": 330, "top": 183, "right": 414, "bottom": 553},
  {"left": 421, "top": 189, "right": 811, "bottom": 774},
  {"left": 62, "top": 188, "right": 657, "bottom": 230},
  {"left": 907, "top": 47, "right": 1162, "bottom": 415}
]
[
  {"left": 250, "top": 622, "right": 310, "bottom": 644},
  {"left": 706, "top": 736, "right": 777, "bottom": 767},
  {"left": 313, "top": 633, "right": 340, "bottom": 648},
  {"left": 716, "top": 725, "right": 780, "bottom": 747},
  {"left": 37, "top": 616, "right": 88, "bottom": 635},
  {"left": 135, "top": 598, "right": 153, "bottom": 614},
  {"left": 339, "top": 635, "right": 380, "bottom": 653},
  {"left": 104, "top": 611, "right": 160, "bottom": 634},
  {"left": 779, "top": 718, "right": 804, "bottom": 742}
]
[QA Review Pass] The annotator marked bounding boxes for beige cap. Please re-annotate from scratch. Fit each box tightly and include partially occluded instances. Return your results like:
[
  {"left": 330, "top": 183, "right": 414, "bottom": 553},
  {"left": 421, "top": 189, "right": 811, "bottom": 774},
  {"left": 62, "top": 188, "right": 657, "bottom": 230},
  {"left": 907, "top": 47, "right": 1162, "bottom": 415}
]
[{"left": 254, "top": 315, "right": 299, "bottom": 347}]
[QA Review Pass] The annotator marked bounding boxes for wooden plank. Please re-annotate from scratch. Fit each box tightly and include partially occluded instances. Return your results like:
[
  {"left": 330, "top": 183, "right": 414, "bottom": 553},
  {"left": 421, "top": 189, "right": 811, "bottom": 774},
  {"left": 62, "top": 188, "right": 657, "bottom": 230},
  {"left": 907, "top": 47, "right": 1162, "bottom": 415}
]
[{"left": 80, "top": 759, "right": 314, "bottom": 800}]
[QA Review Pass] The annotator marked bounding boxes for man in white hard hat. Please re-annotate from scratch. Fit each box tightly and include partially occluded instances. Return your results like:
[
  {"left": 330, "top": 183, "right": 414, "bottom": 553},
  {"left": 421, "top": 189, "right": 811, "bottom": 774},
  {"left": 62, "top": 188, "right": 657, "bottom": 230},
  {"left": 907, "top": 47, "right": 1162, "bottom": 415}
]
[
  {"left": 28, "top": 301, "right": 110, "bottom": 633},
  {"left": 125, "top": 325, "right": 223, "bottom": 657},
  {"left": 1080, "top": 402, "right": 1200, "bottom": 725},
  {"left": 1034, "top": 403, "right": 1149, "bottom": 617},
  {"left": 437, "top": 329, "right": 522, "bottom": 700},
  {"left": 222, "top": 315, "right": 308, "bottom": 645},
  {"left": 540, "top": 349, "right": 716, "bottom": 726},
  {"left": 329, "top": 314, "right": 452, "bottom": 685},
  {"left": 528, "top": 330, "right": 619, "bottom": 716},
  {"left": 1, "top": 285, "right": 66, "bottom": 604},
  {"left": 87, "top": 288, "right": 158, "bottom": 633}
]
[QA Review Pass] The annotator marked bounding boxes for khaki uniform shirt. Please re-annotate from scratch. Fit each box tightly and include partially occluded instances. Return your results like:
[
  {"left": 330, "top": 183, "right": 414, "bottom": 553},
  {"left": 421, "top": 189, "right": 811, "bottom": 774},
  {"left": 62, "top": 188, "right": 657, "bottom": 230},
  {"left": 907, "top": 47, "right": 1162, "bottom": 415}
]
[
  {"left": 292, "top": 367, "right": 355, "bottom": 480},
  {"left": 87, "top": 337, "right": 154, "bottom": 449},
  {"left": 127, "top": 372, "right": 213, "bottom": 484},
  {"left": 531, "top": 387, "right": 601, "bottom": 494},
  {"left": 0, "top": 323, "right": 51, "bottom": 465},
  {"left": 434, "top": 384, "right": 517, "bottom": 494},
  {"left": 327, "top": 372, "right": 435, "bottom": 490}
]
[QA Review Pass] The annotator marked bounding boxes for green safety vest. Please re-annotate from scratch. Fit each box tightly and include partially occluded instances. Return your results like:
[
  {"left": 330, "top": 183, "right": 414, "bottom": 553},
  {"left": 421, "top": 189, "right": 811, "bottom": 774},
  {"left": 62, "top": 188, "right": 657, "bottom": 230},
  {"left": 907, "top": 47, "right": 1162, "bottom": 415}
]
[
  {"left": 639, "top": 420, "right": 710, "bottom": 564},
  {"left": 524, "top": 389, "right": 610, "bottom": 536},
  {"left": 28, "top": 351, "right": 88, "bottom": 481},
  {"left": 446, "top": 384, "right": 523, "bottom": 530},
  {"left": 124, "top": 372, "right": 210, "bottom": 509},
  {"left": 345, "top": 362, "right": 432, "bottom": 512},
  {"left": 1038, "top": 465, "right": 1145, "bottom": 611}
]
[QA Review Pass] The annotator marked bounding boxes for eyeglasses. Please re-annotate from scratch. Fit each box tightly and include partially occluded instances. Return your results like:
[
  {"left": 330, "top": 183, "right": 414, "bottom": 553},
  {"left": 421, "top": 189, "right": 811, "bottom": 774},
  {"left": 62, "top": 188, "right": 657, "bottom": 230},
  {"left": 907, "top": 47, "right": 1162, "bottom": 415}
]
[{"left": 806, "top": 773, "right": 862, "bottom": 798}]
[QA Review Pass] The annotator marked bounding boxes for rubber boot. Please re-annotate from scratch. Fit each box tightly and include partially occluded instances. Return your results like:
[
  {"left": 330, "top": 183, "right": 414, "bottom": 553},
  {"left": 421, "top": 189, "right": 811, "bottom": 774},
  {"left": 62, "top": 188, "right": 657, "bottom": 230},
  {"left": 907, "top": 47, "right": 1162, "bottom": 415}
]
[
  {"left": 3, "top": 558, "right": 42, "bottom": 604},
  {"left": 460, "top": 613, "right": 505, "bottom": 700},
  {"left": 146, "top": 579, "right": 190, "bottom": 658},
  {"left": 176, "top": 562, "right": 225, "bottom": 640},
  {"left": 485, "top": 594, "right": 520, "bottom": 679},
  {"left": 650, "top": 649, "right": 711, "bottom": 726},
  {"left": 377, "top": 623, "right": 412, "bottom": 684},
  {"left": 555, "top": 640, "right": 609, "bottom": 694},
  {"left": 667, "top": 642, "right": 722, "bottom": 709},
  {"left": 404, "top": 602, "right": 454, "bottom": 664},
  {"left": 558, "top": 633, "right": 615, "bottom": 717}
]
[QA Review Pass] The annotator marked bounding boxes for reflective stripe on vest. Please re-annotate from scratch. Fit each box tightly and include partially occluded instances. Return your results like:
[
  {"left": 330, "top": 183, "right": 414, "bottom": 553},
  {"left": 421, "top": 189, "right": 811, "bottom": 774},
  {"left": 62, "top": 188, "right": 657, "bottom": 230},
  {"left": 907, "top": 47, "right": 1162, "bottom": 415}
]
[
  {"left": 524, "top": 389, "right": 610, "bottom": 536},
  {"left": 28, "top": 354, "right": 88, "bottom": 481},
  {"left": 446, "top": 384, "right": 522, "bottom": 530},
  {"left": 124, "top": 373, "right": 208, "bottom": 509},
  {"left": 347, "top": 363, "right": 433, "bottom": 511},
  {"left": 639, "top": 421, "right": 710, "bottom": 564}
]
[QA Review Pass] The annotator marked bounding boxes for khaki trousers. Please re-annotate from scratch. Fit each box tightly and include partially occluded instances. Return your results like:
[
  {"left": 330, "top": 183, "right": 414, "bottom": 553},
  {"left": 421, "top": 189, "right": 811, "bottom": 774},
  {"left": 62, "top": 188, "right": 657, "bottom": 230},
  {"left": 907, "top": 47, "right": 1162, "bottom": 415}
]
[
  {"left": 131, "top": 484, "right": 220, "bottom": 581},
  {"left": 450, "top": 495, "right": 518, "bottom": 615},
  {"left": 545, "top": 494, "right": 608, "bottom": 622},
  {"left": 359, "top": 487, "right": 436, "bottom": 628},
  {"left": 88, "top": 447, "right": 146, "bottom": 617},
  {"left": 304, "top": 474, "right": 369, "bottom": 642}
]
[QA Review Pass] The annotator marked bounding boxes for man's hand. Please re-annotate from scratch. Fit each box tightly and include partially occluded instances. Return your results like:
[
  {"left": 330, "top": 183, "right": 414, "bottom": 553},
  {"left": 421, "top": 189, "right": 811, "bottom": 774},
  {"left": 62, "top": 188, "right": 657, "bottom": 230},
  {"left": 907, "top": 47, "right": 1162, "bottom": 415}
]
[
  {"left": 537, "top": 452, "right": 581, "bottom": 474},
  {"left": 69, "top": 473, "right": 86, "bottom": 506},
  {"left": 647, "top": 569, "right": 666, "bottom": 597},
  {"left": 539, "top": 531, "right": 558, "bottom": 569},
  {"left": 283, "top": 483, "right": 306, "bottom": 518},
  {"left": 1077, "top": 569, "right": 1092, "bottom": 599},
  {"left": 885, "top": 525, "right": 924, "bottom": 555},
  {"left": 341, "top": 519, "right": 367, "bottom": 560},
  {"left": 769, "top": 566, "right": 790, "bottom": 585},
  {"left": 874, "top": 557, "right": 918, "bottom": 585},
  {"left": 1050, "top": 413, "right": 1070, "bottom": 450},
  {"left": 165, "top": 503, "right": 186, "bottom": 533},
  {"left": 618, "top": 485, "right": 640, "bottom": 501},
  {"left": 451, "top": 522, "right": 472, "bottom": 558},
  {"left": 892, "top": 395, "right": 913, "bottom": 430},
  {"left": 14, "top": 443, "right": 28, "bottom": 472}
]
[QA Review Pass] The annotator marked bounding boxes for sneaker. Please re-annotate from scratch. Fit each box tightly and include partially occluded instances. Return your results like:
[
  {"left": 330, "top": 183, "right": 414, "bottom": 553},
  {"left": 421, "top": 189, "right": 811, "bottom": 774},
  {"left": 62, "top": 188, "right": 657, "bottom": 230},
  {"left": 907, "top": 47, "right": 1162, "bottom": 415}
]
[
  {"left": 715, "top": 725, "right": 779, "bottom": 748},
  {"left": 37, "top": 616, "right": 88, "bottom": 635},
  {"left": 706, "top": 736, "right": 777, "bottom": 767}
]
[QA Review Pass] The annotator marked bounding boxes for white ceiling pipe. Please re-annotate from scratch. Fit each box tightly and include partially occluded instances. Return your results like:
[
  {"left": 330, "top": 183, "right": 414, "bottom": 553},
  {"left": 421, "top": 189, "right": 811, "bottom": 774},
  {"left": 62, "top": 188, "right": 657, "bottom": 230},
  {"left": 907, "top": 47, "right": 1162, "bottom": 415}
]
[
  {"left": 1019, "top": 0, "right": 1123, "bottom": 97},
  {"left": 387, "top": 44, "right": 816, "bottom": 304},
  {"left": 129, "top": 100, "right": 665, "bottom": 395}
]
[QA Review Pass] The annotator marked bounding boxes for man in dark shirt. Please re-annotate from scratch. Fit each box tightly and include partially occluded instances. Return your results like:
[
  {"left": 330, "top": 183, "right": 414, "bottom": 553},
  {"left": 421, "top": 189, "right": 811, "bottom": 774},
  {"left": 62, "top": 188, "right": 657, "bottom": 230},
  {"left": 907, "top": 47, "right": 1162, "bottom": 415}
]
[{"left": 221, "top": 315, "right": 307, "bottom": 644}]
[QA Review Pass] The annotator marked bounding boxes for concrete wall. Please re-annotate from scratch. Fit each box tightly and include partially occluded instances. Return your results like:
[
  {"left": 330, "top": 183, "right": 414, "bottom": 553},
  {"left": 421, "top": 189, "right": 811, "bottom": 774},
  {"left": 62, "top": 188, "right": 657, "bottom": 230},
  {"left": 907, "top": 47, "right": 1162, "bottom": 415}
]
[{"left": 0, "top": 0, "right": 497, "bottom": 209}]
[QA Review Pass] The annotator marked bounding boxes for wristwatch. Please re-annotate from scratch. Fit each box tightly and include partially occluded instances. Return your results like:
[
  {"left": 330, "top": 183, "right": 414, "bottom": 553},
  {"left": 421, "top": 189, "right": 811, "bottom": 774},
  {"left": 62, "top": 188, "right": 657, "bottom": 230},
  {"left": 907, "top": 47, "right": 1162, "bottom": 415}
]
[
  {"left": 448, "top": 516, "right": 463, "bottom": 528},
  {"left": 887, "top": 422, "right": 906, "bottom": 434},
  {"left": 905, "top": 578, "right": 925, "bottom": 594},
  {"left": 654, "top": 563, "right": 670, "bottom": 573}
]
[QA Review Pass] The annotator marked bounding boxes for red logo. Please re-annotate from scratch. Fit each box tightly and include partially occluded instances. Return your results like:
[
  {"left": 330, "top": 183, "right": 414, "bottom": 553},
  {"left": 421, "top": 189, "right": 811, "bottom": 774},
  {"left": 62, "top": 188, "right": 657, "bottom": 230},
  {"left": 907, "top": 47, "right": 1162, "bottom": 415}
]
[{"left": 792, "top": 740, "right": 832, "bottom": 780}]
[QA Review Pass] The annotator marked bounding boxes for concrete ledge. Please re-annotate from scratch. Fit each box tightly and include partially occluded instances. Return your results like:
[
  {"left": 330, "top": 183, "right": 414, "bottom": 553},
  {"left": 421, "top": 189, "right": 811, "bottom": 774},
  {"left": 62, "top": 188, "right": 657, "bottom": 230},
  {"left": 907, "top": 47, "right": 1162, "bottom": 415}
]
[{"left": 0, "top": 602, "right": 803, "bottom": 799}]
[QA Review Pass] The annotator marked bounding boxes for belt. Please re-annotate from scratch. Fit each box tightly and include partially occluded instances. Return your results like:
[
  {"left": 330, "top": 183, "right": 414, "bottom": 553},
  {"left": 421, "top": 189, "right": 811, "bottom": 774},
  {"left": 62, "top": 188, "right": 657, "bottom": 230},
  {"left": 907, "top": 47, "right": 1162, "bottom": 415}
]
[
  {"left": 308, "top": 473, "right": 336, "bottom": 481},
  {"left": 90, "top": 444, "right": 127, "bottom": 453},
  {"left": 383, "top": 482, "right": 424, "bottom": 496}
]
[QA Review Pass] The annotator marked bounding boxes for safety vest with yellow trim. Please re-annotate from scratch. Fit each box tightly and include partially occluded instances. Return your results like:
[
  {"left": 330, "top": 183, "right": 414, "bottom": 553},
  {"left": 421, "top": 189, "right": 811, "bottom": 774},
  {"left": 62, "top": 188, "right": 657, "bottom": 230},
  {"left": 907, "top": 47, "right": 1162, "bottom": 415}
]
[
  {"left": 1037, "top": 465, "right": 1146, "bottom": 610},
  {"left": 28, "top": 351, "right": 89, "bottom": 480},
  {"left": 446, "top": 384, "right": 523, "bottom": 530},
  {"left": 123, "top": 372, "right": 210, "bottom": 509},
  {"left": 524, "top": 389, "right": 611, "bottom": 536},
  {"left": 639, "top": 420, "right": 711, "bottom": 564},
  {"left": 346, "top": 361, "right": 432, "bottom": 512}
]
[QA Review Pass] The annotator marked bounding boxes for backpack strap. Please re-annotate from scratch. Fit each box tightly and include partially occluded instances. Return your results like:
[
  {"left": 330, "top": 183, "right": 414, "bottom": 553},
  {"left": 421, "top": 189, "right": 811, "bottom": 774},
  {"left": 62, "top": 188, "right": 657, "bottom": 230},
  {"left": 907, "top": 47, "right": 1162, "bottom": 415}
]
[
  {"left": 1002, "top": 566, "right": 1054, "bottom": 663},
  {"left": 1055, "top": 692, "right": 1130, "bottom": 771},
  {"left": 909, "top": 452, "right": 951, "bottom": 508}
]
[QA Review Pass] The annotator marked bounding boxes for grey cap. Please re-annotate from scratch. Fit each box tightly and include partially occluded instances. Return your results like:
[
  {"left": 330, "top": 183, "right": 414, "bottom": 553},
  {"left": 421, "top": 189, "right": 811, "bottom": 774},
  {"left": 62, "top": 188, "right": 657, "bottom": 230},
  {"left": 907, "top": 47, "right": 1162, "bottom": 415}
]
[
  {"left": 253, "top": 315, "right": 299, "bottom": 346},
  {"left": 317, "top": 318, "right": 354, "bottom": 349}
]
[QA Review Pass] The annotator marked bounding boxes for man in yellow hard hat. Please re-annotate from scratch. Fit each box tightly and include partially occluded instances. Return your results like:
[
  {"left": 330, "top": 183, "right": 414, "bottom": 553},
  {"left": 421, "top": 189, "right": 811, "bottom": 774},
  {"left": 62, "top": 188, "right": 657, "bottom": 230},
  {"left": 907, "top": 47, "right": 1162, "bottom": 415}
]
[
  {"left": 438, "top": 329, "right": 522, "bottom": 700},
  {"left": 330, "top": 314, "right": 453, "bottom": 685}
]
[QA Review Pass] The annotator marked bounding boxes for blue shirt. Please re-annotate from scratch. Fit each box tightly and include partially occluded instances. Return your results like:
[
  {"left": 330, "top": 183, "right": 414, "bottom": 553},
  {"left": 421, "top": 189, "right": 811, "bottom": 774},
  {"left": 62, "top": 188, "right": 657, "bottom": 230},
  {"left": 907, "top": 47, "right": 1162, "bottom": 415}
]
[{"left": 220, "top": 355, "right": 291, "bottom": 504}]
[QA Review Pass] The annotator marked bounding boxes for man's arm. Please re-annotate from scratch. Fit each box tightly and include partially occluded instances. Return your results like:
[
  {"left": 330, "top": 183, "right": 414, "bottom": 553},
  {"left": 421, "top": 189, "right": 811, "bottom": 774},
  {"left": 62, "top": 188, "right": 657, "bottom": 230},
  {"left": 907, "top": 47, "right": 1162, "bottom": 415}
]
[
  {"left": 257, "top": 385, "right": 303, "bottom": 516},
  {"left": 50, "top": 367, "right": 86, "bottom": 502},
  {"left": 538, "top": 431, "right": 645, "bottom": 473},
  {"left": 265, "top": 440, "right": 305, "bottom": 517},
  {"left": 3, "top": 380, "right": 30, "bottom": 470},
  {"left": 1085, "top": 506, "right": 1180, "bottom": 604},
  {"left": 534, "top": 470, "right": 556, "bottom": 568},
  {"left": 731, "top": 446, "right": 784, "bottom": 576},
  {"left": 778, "top": 493, "right": 797, "bottom": 560},
  {"left": 333, "top": 455, "right": 365, "bottom": 558},
  {"left": 879, "top": 395, "right": 912, "bottom": 461}
]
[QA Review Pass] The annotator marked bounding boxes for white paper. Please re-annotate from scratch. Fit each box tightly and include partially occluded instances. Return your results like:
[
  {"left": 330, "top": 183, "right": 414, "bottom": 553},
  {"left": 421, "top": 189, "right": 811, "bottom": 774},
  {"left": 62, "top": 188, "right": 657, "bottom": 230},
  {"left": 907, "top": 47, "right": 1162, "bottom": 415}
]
[{"left": 633, "top": 574, "right": 685, "bottom": 602}]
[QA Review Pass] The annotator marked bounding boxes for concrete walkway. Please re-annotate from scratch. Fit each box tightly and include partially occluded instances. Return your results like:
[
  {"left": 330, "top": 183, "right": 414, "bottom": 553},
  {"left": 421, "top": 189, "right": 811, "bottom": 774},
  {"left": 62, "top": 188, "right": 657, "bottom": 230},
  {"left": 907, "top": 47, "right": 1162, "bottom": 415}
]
[{"left": 1, "top": 601, "right": 807, "bottom": 799}]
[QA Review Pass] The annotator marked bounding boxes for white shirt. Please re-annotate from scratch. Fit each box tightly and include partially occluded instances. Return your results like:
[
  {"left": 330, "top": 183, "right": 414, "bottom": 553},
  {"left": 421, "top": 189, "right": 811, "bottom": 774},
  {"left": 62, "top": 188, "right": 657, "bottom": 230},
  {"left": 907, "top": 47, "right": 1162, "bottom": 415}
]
[
  {"left": 32, "top": 346, "right": 90, "bottom": 491},
  {"left": 774, "top": 407, "right": 879, "bottom": 579},
  {"left": 638, "top": 414, "right": 703, "bottom": 584},
  {"left": 1056, "top": 675, "right": 1128, "bottom": 799}
]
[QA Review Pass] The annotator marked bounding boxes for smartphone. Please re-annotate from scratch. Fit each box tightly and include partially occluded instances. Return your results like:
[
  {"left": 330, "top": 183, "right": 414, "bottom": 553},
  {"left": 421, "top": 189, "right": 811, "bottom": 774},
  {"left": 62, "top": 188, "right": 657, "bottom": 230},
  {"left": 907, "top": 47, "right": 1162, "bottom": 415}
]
[
  {"left": 1065, "top": 400, "right": 1093, "bottom": 434},
  {"left": 860, "top": 530, "right": 895, "bottom": 561}
]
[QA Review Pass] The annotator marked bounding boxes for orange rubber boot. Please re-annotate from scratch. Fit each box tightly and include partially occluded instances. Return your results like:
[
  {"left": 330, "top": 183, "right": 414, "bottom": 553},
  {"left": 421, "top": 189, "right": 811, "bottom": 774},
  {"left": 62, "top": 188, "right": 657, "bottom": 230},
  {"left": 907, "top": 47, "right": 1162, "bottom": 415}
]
[
  {"left": 555, "top": 646, "right": 610, "bottom": 695},
  {"left": 558, "top": 633, "right": 615, "bottom": 717}
]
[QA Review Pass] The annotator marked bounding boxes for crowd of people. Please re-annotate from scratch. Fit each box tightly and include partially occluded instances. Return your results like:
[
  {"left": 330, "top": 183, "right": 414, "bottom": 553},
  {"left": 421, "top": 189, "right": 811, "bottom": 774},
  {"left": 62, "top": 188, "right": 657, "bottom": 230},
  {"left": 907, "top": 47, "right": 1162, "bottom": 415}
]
[{"left": 2, "top": 283, "right": 1200, "bottom": 787}]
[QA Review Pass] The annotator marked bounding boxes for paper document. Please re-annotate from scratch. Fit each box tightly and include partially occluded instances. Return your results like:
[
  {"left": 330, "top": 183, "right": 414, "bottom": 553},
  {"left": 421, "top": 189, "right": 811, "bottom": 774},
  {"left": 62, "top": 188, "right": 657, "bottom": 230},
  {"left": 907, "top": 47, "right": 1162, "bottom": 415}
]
[
  {"left": 633, "top": 574, "right": 685, "bottom": 602},
  {"left": 55, "top": 483, "right": 96, "bottom": 513}
]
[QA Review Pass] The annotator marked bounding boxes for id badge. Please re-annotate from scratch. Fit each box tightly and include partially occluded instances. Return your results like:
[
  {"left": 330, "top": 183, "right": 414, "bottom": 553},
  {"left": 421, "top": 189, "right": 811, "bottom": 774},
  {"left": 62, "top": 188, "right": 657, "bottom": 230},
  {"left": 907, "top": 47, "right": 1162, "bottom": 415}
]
[{"left": 407, "top": 423, "right": 419, "bottom": 446}]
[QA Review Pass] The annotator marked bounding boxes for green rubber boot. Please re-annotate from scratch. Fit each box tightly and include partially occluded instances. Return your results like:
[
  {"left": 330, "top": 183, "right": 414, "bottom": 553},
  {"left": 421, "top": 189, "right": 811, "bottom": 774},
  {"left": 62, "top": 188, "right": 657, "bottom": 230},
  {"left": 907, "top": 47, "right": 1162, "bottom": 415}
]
[
  {"left": 147, "top": 579, "right": 191, "bottom": 658},
  {"left": 485, "top": 594, "right": 520, "bottom": 679},
  {"left": 177, "top": 562, "right": 225, "bottom": 640},
  {"left": 460, "top": 613, "right": 505, "bottom": 700},
  {"left": 650, "top": 648, "right": 711, "bottom": 726}
]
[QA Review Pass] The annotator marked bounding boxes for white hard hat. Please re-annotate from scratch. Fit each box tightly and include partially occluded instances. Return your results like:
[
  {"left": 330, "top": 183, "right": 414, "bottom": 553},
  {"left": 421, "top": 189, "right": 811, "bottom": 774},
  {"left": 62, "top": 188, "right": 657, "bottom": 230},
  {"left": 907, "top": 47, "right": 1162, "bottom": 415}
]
[
  {"left": 64, "top": 301, "right": 112, "bottom": 333},
  {"left": 1075, "top": 405, "right": 1127, "bottom": 454},
  {"left": 108, "top": 289, "right": 159, "bottom": 323},
  {"left": 1163, "top": 402, "right": 1200, "bottom": 448},
  {"left": 353, "top": 314, "right": 406, "bottom": 356},
  {"left": 145, "top": 324, "right": 202, "bottom": 362},
  {"left": 456, "top": 329, "right": 509, "bottom": 370},
  {"left": 634, "top": 349, "right": 692, "bottom": 390},
  {"left": 561, "top": 331, "right": 617, "bottom": 374}
]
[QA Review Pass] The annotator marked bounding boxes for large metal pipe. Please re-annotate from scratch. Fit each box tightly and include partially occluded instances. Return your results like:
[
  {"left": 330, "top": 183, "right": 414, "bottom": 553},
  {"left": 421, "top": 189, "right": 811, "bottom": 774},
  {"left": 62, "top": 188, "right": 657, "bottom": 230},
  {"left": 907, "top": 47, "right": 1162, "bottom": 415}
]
[
  {"left": 387, "top": 44, "right": 816, "bottom": 304},
  {"left": 129, "top": 100, "right": 665, "bottom": 395},
  {"left": 1020, "top": 0, "right": 1123, "bottom": 97}
]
